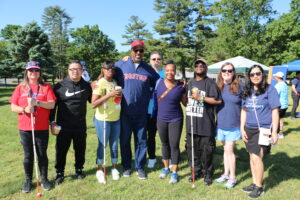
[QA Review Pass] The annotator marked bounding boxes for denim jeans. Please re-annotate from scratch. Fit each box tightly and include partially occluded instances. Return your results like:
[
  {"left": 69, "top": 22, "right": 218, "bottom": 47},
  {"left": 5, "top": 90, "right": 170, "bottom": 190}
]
[
  {"left": 120, "top": 114, "right": 147, "bottom": 171},
  {"left": 94, "top": 119, "right": 120, "bottom": 165}
]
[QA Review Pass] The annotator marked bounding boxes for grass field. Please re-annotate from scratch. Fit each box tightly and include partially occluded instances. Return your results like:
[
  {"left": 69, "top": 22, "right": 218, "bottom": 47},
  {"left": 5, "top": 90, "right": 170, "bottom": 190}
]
[{"left": 0, "top": 86, "right": 300, "bottom": 200}]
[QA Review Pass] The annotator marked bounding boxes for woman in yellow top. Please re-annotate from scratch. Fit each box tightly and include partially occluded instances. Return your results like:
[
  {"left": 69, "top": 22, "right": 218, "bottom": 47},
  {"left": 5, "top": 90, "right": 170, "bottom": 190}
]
[{"left": 92, "top": 61, "right": 122, "bottom": 183}]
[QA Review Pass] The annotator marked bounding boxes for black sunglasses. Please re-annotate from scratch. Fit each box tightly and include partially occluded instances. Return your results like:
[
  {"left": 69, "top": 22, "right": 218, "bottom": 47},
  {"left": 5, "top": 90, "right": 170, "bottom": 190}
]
[
  {"left": 221, "top": 69, "right": 233, "bottom": 73},
  {"left": 250, "top": 72, "right": 262, "bottom": 77},
  {"left": 133, "top": 49, "right": 144, "bottom": 53},
  {"left": 151, "top": 58, "right": 161, "bottom": 61},
  {"left": 28, "top": 68, "right": 40, "bottom": 72},
  {"left": 103, "top": 67, "right": 115, "bottom": 70}
]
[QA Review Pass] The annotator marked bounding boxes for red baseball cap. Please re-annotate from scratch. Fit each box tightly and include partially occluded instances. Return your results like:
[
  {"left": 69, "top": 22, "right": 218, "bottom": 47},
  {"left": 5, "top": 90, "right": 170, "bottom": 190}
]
[
  {"left": 131, "top": 40, "right": 145, "bottom": 49},
  {"left": 26, "top": 61, "right": 41, "bottom": 70}
]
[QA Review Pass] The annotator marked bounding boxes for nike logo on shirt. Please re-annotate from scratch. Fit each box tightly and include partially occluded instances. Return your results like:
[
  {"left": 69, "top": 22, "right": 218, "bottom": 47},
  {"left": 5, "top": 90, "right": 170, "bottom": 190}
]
[{"left": 65, "top": 89, "right": 85, "bottom": 97}]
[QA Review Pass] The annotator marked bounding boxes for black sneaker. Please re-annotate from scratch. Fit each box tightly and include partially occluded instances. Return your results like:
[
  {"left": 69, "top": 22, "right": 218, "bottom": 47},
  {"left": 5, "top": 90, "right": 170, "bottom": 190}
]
[
  {"left": 41, "top": 179, "right": 52, "bottom": 191},
  {"left": 204, "top": 175, "right": 213, "bottom": 186},
  {"left": 75, "top": 169, "right": 85, "bottom": 179},
  {"left": 242, "top": 183, "right": 256, "bottom": 193},
  {"left": 248, "top": 185, "right": 264, "bottom": 199},
  {"left": 22, "top": 179, "right": 32, "bottom": 193},
  {"left": 123, "top": 169, "right": 132, "bottom": 177},
  {"left": 55, "top": 172, "right": 64, "bottom": 185},
  {"left": 137, "top": 169, "right": 147, "bottom": 180}
]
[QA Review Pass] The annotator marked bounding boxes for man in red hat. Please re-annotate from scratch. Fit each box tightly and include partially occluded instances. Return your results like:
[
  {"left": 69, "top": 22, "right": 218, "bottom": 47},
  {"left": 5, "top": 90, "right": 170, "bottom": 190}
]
[{"left": 115, "top": 40, "right": 160, "bottom": 179}]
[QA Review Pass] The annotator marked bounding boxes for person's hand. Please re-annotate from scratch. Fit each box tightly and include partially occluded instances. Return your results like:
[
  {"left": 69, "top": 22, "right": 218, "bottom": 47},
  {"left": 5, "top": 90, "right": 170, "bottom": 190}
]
[
  {"left": 122, "top": 56, "right": 130, "bottom": 62},
  {"left": 271, "top": 132, "right": 278, "bottom": 145},
  {"left": 27, "top": 97, "right": 36, "bottom": 107},
  {"left": 25, "top": 105, "right": 34, "bottom": 113},
  {"left": 242, "top": 129, "right": 248, "bottom": 143},
  {"left": 107, "top": 90, "right": 119, "bottom": 97}
]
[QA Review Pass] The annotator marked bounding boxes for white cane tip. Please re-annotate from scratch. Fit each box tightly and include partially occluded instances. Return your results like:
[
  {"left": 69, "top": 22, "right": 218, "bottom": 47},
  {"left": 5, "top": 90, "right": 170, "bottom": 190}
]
[{"left": 192, "top": 184, "right": 195, "bottom": 188}]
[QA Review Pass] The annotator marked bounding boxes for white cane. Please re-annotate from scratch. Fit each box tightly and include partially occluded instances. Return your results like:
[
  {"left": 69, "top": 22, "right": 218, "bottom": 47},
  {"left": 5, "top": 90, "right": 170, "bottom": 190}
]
[
  {"left": 188, "top": 90, "right": 195, "bottom": 188},
  {"left": 30, "top": 113, "right": 42, "bottom": 198},
  {"left": 103, "top": 89, "right": 107, "bottom": 184}
]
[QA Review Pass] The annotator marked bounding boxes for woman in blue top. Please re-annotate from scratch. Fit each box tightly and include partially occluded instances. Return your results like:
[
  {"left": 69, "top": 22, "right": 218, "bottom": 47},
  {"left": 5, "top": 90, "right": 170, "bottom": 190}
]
[
  {"left": 156, "top": 61, "right": 186, "bottom": 184},
  {"left": 215, "top": 62, "right": 242, "bottom": 189},
  {"left": 241, "top": 65, "right": 280, "bottom": 199}
]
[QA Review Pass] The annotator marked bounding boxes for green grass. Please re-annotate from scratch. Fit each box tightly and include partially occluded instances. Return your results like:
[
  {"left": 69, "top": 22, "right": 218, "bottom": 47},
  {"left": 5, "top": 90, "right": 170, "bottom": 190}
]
[{"left": 0, "top": 86, "right": 300, "bottom": 200}]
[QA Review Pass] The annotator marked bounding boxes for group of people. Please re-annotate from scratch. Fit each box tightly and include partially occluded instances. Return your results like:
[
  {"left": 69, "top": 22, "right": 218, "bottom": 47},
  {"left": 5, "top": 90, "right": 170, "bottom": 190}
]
[{"left": 10, "top": 40, "right": 292, "bottom": 199}]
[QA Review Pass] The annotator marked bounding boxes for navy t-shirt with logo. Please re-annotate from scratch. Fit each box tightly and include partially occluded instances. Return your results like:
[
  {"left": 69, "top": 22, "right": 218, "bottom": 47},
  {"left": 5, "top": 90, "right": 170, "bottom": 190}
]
[
  {"left": 242, "top": 85, "right": 280, "bottom": 129},
  {"left": 292, "top": 78, "right": 300, "bottom": 93}
]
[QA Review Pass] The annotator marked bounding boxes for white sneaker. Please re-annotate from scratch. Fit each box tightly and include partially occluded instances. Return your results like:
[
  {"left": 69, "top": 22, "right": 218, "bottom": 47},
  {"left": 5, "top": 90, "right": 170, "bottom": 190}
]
[
  {"left": 96, "top": 170, "right": 105, "bottom": 183},
  {"left": 111, "top": 168, "right": 120, "bottom": 180},
  {"left": 147, "top": 158, "right": 157, "bottom": 168}
]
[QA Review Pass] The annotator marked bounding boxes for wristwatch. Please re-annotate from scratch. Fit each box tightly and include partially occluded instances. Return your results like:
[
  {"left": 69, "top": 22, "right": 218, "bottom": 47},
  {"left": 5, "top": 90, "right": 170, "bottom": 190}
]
[{"left": 36, "top": 100, "right": 40, "bottom": 106}]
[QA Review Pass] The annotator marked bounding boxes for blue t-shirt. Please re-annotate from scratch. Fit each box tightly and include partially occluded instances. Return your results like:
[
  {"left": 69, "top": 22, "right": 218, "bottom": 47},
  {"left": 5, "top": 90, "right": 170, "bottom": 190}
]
[
  {"left": 274, "top": 81, "right": 288, "bottom": 109},
  {"left": 242, "top": 85, "right": 280, "bottom": 129},
  {"left": 148, "top": 69, "right": 165, "bottom": 115},
  {"left": 217, "top": 84, "right": 242, "bottom": 129},
  {"left": 292, "top": 78, "right": 300, "bottom": 92},
  {"left": 157, "top": 80, "right": 186, "bottom": 122}
]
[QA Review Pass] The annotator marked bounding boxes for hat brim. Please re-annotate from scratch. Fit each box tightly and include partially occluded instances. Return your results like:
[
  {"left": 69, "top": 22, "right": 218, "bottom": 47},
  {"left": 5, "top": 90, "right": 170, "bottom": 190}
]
[{"left": 26, "top": 66, "right": 41, "bottom": 70}]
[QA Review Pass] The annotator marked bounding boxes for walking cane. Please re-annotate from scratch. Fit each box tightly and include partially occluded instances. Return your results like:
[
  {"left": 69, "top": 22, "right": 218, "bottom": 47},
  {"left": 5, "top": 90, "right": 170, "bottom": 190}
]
[
  {"left": 103, "top": 89, "right": 107, "bottom": 184},
  {"left": 30, "top": 113, "right": 43, "bottom": 198},
  {"left": 189, "top": 90, "right": 195, "bottom": 188}
]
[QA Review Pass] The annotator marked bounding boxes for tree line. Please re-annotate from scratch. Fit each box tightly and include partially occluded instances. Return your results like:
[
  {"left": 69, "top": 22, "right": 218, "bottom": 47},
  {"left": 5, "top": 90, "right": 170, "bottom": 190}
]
[{"left": 0, "top": 0, "right": 299, "bottom": 84}]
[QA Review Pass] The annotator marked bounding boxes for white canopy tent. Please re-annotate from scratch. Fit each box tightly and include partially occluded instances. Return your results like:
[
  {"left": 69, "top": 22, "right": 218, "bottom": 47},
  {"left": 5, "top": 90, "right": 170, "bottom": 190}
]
[{"left": 208, "top": 56, "right": 269, "bottom": 73}]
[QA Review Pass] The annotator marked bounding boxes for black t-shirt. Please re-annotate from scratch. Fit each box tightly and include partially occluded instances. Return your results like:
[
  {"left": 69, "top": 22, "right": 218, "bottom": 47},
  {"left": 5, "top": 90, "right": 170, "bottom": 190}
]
[{"left": 186, "top": 77, "right": 221, "bottom": 136}]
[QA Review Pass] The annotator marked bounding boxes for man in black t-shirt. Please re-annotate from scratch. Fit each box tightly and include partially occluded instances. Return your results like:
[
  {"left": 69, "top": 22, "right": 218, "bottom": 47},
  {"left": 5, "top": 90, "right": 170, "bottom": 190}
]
[{"left": 186, "top": 59, "right": 222, "bottom": 185}]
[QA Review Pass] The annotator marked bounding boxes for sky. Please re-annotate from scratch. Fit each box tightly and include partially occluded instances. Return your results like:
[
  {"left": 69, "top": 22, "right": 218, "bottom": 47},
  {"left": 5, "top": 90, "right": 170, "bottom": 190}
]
[{"left": 0, "top": 0, "right": 292, "bottom": 52}]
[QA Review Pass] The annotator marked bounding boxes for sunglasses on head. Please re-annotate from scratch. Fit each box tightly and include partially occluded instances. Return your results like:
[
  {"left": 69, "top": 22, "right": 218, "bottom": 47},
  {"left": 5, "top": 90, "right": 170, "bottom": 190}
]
[
  {"left": 250, "top": 72, "right": 262, "bottom": 77},
  {"left": 133, "top": 49, "right": 144, "bottom": 53},
  {"left": 151, "top": 58, "right": 161, "bottom": 61},
  {"left": 28, "top": 68, "right": 40, "bottom": 72},
  {"left": 221, "top": 69, "right": 233, "bottom": 73}
]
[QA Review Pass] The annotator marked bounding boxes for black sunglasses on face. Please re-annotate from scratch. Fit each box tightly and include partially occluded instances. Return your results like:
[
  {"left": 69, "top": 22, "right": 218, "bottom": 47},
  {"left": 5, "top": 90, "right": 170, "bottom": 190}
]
[
  {"left": 151, "top": 58, "right": 161, "bottom": 61},
  {"left": 250, "top": 72, "right": 262, "bottom": 77},
  {"left": 195, "top": 64, "right": 206, "bottom": 68},
  {"left": 28, "top": 68, "right": 40, "bottom": 72},
  {"left": 221, "top": 69, "right": 233, "bottom": 73},
  {"left": 103, "top": 67, "right": 115, "bottom": 70},
  {"left": 133, "top": 49, "right": 144, "bottom": 53}
]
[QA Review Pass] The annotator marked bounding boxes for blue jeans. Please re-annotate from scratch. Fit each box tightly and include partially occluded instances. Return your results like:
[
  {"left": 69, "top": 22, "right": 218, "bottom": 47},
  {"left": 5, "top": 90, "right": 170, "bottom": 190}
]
[
  {"left": 94, "top": 119, "right": 120, "bottom": 165},
  {"left": 120, "top": 114, "right": 147, "bottom": 171}
]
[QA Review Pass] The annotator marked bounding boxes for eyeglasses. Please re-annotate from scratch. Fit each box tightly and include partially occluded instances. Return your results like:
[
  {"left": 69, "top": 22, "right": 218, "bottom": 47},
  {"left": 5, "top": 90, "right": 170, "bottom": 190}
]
[
  {"left": 195, "top": 64, "right": 206, "bottom": 68},
  {"left": 103, "top": 67, "right": 115, "bottom": 70},
  {"left": 151, "top": 58, "right": 161, "bottom": 61},
  {"left": 28, "top": 68, "right": 40, "bottom": 72},
  {"left": 221, "top": 69, "right": 233, "bottom": 73},
  {"left": 250, "top": 72, "right": 262, "bottom": 77},
  {"left": 68, "top": 68, "right": 82, "bottom": 71},
  {"left": 133, "top": 49, "right": 144, "bottom": 53}
]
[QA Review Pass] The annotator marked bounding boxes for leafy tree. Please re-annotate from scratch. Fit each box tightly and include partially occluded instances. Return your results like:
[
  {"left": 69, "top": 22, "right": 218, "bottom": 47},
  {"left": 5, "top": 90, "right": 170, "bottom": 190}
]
[
  {"left": 263, "top": 0, "right": 300, "bottom": 65},
  {"left": 122, "top": 16, "right": 152, "bottom": 46},
  {"left": 0, "top": 24, "right": 22, "bottom": 40},
  {"left": 67, "top": 25, "right": 118, "bottom": 80},
  {"left": 42, "top": 5, "right": 72, "bottom": 78},
  {"left": 3, "top": 22, "right": 53, "bottom": 82},
  {"left": 207, "top": 0, "right": 274, "bottom": 63},
  {"left": 154, "top": 0, "right": 195, "bottom": 78}
]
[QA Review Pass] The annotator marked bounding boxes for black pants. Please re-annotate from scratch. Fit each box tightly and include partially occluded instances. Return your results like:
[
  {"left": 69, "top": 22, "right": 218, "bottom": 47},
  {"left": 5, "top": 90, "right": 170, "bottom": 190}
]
[
  {"left": 291, "top": 94, "right": 300, "bottom": 117},
  {"left": 186, "top": 133, "right": 215, "bottom": 177},
  {"left": 20, "top": 130, "right": 49, "bottom": 181},
  {"left": 157, "top": 119, "right": 183, "bottom": 165},
  {"left": 55, "top": 130, "right": 87, "bottom": 173},
  {"left": 147, "top": 114, "right": 157, "bottom": 159}
]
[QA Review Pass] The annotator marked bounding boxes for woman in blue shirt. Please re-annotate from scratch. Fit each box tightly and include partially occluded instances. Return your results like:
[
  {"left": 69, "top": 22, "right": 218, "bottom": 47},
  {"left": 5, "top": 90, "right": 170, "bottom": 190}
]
[
  {"left": 241, "top": 65, "right": 280, "bottom": 199},
  {"left": 215, "top": 62, "right": 242, "bottom": 189}
]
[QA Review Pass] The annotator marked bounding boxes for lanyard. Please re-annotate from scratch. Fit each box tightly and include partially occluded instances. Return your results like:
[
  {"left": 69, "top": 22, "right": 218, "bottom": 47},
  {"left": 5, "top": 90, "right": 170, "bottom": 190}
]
[{"left": 28, "top": 85, "right": 40, "bottom": 99}]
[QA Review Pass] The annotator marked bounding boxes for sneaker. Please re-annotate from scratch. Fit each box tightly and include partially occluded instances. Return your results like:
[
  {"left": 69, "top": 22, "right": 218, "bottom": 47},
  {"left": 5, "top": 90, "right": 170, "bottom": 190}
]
[
  {"left": 169, "top": 172, "right": 179, "bottom": 184},
  {"left": 41, "top": 179, "right": 52, "bottom": 191},
  {"left": 204, "top": 175, "right": 213, "bottom": 186},
  {"left": 123, "top": 169, "right": 131, "bottom": 177},
  {"left": 137, "top": 169, "right": 147, "bottom": 180},
  {"left": 278, "top": 134, "right": 284, "bottom": 139},
  {"left": 111, "top": 168, "right": 120, "bottom": 180},
  {"left": 147, "top": 158, "right": 157, "bottom": 168},
  {"left": 248, "top": 185, "right": 264, "bottom": 199},
  {"left": 242, "top": 183, "right": 256, "bottom": 193},
  {"left": 215, "top": 174, "right": 229, "bottom": 183},
  {"left": 22, "top": 179, "right": 32, "bottom": 193},
  {"left": 159, "top": 168, "right": 170, "bottom": 179},
  {"left": 55, "top": 172, "right": 64, "bottom": 185},
  {"left": 75, "top": 169, "right": 85, "bottom": 179},
  {"left": 291, "top": 116, "right": 296, "bottom": 120},
  {"left": 96, "top": 170, "right": 105, "bottom": 183},
  {"left": 225, "top": 178, "right": 237, "bottom": 189}
]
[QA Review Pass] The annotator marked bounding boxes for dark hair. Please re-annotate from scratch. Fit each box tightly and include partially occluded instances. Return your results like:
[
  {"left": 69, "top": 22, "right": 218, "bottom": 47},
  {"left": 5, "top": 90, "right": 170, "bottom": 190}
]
[
  {"left": 68, "top": 60, "right": 82, "bottom": 68},
  {"left": 296, "top": 71, "right": 300, "bottom": 75},
  {"left": 217, "top": 62, "right": 240, "bottom": 94},
  {"left": 242, "top": 65, "right": 269, "bottom": 99},
  {"left": 97, "top": 61, "right": 115, "bottom": 80},
  {"left": 150, "top": 51, "right": 163, "bottom": 60},
  {"left": 164, "top": 60, "right": 176, "bottom": 68}
]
